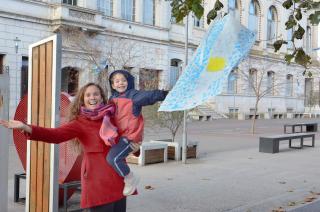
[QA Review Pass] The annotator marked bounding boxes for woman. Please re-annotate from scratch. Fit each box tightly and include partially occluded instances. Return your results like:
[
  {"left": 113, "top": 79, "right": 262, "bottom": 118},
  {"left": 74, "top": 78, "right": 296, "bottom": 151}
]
[{"left": 0, "top": 83, "right": 138, "bottom": 212}]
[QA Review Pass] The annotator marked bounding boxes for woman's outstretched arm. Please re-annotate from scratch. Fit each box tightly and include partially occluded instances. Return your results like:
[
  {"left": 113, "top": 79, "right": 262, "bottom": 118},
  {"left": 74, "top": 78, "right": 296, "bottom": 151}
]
[
  {"left": 0, "top": 120, "right": 32, "bottom": 133},
  {"left": 0, "top": 119, "right": 80, "bottom": 144}
]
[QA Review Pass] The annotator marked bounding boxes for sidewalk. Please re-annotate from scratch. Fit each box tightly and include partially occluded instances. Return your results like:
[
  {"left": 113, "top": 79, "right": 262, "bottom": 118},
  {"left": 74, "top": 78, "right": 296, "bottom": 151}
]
[{"left": 8, "top": 118, "right": 320, "bottom": 212}]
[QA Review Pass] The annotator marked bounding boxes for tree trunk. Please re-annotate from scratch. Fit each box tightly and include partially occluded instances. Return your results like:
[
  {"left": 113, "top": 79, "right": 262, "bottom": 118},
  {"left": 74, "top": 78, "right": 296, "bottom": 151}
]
[{"left": 251, "top": 99, "right": 259, "bottom": 134}]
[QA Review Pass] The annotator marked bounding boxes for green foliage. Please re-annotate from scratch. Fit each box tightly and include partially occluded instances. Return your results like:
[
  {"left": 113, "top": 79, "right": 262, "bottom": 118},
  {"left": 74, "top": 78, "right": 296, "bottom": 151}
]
[
  {"left": 285, "top": 53, "right": 295, "bottom": 64},
  {"left": 309, "top": 11, "right": 320, "bottom": 25},
  {"left": 273, "top": 40, "right": 288, "bottom": 52},
  {"left": 295, "top": 8, "right": 302, "bottom": 21},
  {"left": 293, "top": 24, "right": 305, "bottom": 40},
  {"left": 282, "top": 0, "right": 293, "bottom": 9},
  {"left": 168, "top": 0, "right": 319, "bottom": 71},
  {"left": 285, "top": 15, "right": 297, "bottom": 30},
  {"left": 294, "top": 48, "right": 311, "bottom": 68},
  {"left": 207, "top": 9, "right": 217, "bottom": 24}
]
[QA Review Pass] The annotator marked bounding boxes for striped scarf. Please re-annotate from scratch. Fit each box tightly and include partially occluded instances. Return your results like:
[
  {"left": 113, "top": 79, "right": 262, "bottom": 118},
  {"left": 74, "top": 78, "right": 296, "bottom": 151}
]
[{"left": 80, "top": 103, "right": 118, "bottom": 146}]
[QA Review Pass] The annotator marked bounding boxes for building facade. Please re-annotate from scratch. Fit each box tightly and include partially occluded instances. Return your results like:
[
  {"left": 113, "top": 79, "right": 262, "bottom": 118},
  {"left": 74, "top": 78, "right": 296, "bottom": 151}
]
[{"left": 0, "top": 0, "right": 319, "bottom": 119}]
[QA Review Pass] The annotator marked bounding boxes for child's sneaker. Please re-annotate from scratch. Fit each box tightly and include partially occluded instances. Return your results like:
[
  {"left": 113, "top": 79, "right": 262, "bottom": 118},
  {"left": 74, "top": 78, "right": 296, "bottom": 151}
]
[{"left": 123, "top": 172, "right": 139, "bottom": 196}]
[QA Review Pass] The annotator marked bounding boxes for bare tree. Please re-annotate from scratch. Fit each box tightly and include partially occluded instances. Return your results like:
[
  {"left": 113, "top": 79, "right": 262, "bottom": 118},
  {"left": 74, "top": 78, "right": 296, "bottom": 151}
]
[
  {"left": 59, "top": 27, "right": 153, "bottom": 96},
  {"left": 142, "top": 79, "right": 184, "bottom": 142},
  {"left": 239, "top": 58, "right": 288, "bottom": 134}
]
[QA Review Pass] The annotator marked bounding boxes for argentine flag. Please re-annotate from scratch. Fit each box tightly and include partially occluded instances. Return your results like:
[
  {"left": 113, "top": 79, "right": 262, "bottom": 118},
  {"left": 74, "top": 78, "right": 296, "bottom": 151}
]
[{"left": 159, "top": 14, "right": 256, "bottom": 112}]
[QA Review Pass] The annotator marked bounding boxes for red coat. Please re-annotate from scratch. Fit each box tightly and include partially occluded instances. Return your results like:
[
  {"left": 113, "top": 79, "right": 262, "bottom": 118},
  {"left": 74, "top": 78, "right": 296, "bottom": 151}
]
[{"left": 26, "top": 115, "right": 125, "bottom": 209}]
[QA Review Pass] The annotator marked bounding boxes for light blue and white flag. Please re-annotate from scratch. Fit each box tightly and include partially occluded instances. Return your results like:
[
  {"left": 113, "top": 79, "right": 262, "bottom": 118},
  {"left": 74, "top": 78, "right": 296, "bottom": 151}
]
[{"left": 159, "top": 14, "right": 256, "bottom": 111}]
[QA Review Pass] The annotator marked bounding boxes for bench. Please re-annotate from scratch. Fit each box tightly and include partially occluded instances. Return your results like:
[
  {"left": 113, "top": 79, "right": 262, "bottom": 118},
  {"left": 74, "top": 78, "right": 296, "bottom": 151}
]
[
  {"left": 126, "top": 142, "right": 168, "bottom": 166},
  {"left": 259, "top": 133, "right": 315, "bottom": 153},
  {"left": 14, "top": 173, "right": 81, "bottom": 212},
  {"left": 284, "top": 123, "right": 318, "bottom": 133},
  {"left": 150, "top": 140, "right": 199, "bottom": 161}
]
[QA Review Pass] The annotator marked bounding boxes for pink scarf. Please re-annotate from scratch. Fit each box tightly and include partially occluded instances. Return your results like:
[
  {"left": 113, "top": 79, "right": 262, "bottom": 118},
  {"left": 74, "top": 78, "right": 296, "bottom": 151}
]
[{"left": 80, "top": 104, "right": 118, "bottom": 146}]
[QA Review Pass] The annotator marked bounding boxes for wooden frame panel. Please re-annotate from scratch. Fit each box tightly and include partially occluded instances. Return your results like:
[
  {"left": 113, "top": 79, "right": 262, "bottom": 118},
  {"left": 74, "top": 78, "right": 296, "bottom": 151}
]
[{"left": 26, "top": 35, "right": 61, "bottom": 212}]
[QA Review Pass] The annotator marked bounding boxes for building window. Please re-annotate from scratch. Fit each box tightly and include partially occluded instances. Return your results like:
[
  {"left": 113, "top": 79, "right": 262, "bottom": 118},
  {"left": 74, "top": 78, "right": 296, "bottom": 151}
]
[
  {"left": 143, "top": 0, "right": 155, "bottom": 25},
  {"left": 305, "top": 78, "right": 313, "bottom": 106},
  {"left": 287, "top": 28, "right": 293, "bottom": 49},
  {"left": 193, "top": 15, "right": 204, "bottom": 28},
  {"left": 98, "top": 0, "right": 113, "bottom": 16},
  {"left": 227, "top": 70, "right": 237, "bottom": 94},
  {"left": 228, "top": 0, "right": 240, "bottom": 19},
  {"left": 286, "top": 74, "right": 293, "bottom": 96},
  {"left": 267, "top": 6, "right": 277, "bottom": 42},
  {"left": 267, "top": 71, "right": 275, "bottom": 95},
  {"left": 306, "top": 26, "right": 312, "bottom": 53},
  {"left": 121, "top": 0, "right": 135, "bottom": 21},
  {"left": 169, "top": 59, "right": 182, "bottom": 88},
  {"left": 61, "top": 67, "right": 79, "bottom": 96},
  {"left": 62, "top": 0, "right": 77, "bottom": 6},
  {"left": 249, "top": 68, "right": 257, "bottom": 93},
  {"left": 21, "top": 56, "right": 28, "bottom": 98},
  {"left": 139, "top": 69, "right": 159, "bottom": 90},
  {"left": 248, "top": 0, "right": 260, "bottom": 38},
  {"left": 0, "top": 55, "right": 4, "bottom": 74}
]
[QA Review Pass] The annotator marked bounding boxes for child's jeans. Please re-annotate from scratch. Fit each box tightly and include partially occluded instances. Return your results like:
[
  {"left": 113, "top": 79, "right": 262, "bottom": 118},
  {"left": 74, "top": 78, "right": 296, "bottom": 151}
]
[{"left": 106, "top": 137, "right": 133, "bottom": 177}]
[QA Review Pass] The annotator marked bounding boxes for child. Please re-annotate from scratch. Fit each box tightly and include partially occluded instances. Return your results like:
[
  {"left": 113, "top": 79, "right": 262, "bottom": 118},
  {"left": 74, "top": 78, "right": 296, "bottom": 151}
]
[
  {"left": 106, "top": 70, "right": 168, "bottom": 196},
  {"left": 0, "top": 83, "right": 130, "bottom": 211}
]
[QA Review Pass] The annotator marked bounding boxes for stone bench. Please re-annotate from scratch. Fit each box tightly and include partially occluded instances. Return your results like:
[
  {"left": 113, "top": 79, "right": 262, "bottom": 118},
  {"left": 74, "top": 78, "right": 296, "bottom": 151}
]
[
  {"left": 259, "top": 133, "right": 315, "bottom": 153},
  {"left": 126, "top": 142, "right": 168, "bottom": 166},
  {"left": 150, "top": 140, "right": 198, "bottom": 160}
]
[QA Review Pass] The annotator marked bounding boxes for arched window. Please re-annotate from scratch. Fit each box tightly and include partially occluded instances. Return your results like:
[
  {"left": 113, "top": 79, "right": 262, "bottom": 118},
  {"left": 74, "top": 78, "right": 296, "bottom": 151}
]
[
  {"left": 228, "top": 70, "right": 238, "bottom": 94},
  {"left": 248, "top": 0, "right": 260, "bottom": 38},
  {"left": 267, "top": 71, "right": 275, "bottom": 95},
  {"left": 143, "top": 0, "right": 155, "bottom": 25},
  {"left": 121, "top": 0, "right": 135, "bottom": 21},
  {"left": 229, "top": 0, "right": 240, "bottom": 19},
  {"left": 286, "top": 74, "right": 293, "bottom": 96},
  {"left": 267, "top": 6, "right": 277, "bottom": 42}
]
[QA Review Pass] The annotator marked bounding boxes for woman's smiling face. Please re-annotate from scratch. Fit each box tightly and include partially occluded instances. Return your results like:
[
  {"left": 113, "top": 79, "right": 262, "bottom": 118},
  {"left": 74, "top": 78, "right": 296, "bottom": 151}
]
[{"left": 83, "top": 85, "right": 103, "bottom": 110}]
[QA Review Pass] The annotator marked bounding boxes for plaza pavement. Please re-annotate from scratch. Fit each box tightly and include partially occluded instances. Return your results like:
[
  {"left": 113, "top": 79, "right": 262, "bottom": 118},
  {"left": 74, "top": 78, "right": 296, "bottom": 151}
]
[{"left": 7, "top": 118, "right": 320, "bottom": 212}]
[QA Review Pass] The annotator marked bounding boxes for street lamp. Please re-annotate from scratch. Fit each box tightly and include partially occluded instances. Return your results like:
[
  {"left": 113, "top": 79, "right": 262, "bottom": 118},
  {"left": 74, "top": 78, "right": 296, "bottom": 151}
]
[{"left": 14, "top": 37, "right": 21, "bottom": 54}]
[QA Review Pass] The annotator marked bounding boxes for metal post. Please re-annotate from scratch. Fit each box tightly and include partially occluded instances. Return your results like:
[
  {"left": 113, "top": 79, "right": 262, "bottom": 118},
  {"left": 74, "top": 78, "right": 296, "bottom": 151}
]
[
  {"left": 233, "top": 93, "right": 236, "bottom": 118},
  {"left": 0, "top": 71, "right": 9, "bottom": 212},
  {"left": 182, "top": 14, "right": 189, "bottom": 164}
]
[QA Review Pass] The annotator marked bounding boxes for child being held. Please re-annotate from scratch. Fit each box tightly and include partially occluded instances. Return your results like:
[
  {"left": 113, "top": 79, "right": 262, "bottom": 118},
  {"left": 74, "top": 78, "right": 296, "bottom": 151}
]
[{"left": 106, "top": 70, "right": 168, "bottom": 196}]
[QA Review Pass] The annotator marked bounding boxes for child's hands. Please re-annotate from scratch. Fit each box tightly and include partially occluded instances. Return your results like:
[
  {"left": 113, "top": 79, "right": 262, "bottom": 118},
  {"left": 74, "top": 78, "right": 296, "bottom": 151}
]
[{"left": 0, "top": 120, "right": 31, "bottom": 133}]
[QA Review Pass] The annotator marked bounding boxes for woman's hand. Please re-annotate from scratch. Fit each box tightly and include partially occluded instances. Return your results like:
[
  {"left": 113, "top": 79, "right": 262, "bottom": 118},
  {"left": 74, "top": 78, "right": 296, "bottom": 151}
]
[
  {"left": 130, "top": 142, "right": 141, "bottom": 153},
  {"left": 0, "top": 120, "right": 32, "bottom": 133}
]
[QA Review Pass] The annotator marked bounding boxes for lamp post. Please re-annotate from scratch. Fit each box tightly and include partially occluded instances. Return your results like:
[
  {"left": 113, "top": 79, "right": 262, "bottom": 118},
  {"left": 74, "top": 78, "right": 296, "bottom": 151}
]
[
  {"left": 182, "top": 14, "right": 189, "bottom": 164},
  {"left": 14, "top": 37, "right": 21, "bottom": 105}
]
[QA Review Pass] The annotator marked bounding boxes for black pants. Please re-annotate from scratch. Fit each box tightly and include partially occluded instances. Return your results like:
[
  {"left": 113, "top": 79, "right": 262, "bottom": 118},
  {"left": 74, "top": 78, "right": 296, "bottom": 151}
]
[{"left": 88, "top": 197, "right": 126, "bottom": 212}]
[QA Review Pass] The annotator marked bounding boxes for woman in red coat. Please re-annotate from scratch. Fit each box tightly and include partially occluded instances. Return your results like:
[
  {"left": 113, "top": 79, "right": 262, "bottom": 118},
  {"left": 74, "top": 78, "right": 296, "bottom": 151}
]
[{"left": 0, "top": 83, "right": 138, "bottom": 212}]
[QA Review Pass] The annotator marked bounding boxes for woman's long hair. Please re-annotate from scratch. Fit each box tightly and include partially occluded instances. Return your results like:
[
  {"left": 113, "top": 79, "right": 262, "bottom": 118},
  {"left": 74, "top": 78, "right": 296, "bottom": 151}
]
[{"left": 69, "top": 82, "right": 107, "bottom": 152}]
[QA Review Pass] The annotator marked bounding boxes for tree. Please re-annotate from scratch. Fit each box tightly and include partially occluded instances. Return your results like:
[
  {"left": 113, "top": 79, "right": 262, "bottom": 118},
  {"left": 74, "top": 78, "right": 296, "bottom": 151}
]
[
  {"left": 59, "top": 27, "right": 152, "bottom": 96},
  {"left": 238, "top": 58, "right": 291, "bottom": 134},
  {"left": 168, "top": 0, "right": 319, "bottom": 70},
  {"left": 142, "top": 78, "right": 184, "bottom": 142}
]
